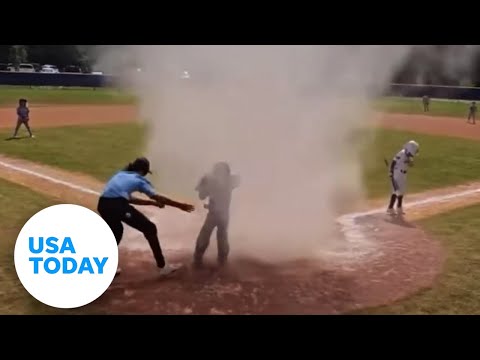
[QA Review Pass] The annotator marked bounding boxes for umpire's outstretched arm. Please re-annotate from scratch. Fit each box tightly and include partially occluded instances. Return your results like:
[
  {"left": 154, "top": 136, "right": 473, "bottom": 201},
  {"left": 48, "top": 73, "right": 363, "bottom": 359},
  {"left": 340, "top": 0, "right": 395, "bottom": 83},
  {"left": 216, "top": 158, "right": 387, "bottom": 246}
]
[
  {"left": 152, "top": 194, "right": 194, "bottom": 212},
  {"left": 128, "top": 193, "right": 194, "bottom": 213}
]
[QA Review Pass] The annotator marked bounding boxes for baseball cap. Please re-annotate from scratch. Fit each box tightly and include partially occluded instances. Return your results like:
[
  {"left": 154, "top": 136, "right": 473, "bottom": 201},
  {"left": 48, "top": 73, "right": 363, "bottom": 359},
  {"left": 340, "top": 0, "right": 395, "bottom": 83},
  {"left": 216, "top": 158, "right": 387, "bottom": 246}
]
[{"left": 132, "top": 157, "right": 152, "bottom": 174}]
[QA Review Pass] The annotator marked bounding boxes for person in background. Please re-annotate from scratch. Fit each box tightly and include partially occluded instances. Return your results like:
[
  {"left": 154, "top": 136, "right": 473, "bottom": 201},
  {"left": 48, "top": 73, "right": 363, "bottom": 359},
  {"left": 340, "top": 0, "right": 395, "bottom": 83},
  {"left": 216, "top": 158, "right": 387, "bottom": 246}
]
[
  {"left": 422, "top": 95, "right": 430, "bottom": 112},
  {"left": 12, "top": 98, "right": 34, "bottom": 138},
  {"left": 467, "top": 101, "right": 477, "bottom": 124},
  {"left": 193, "top": 162, "right": 240, "bottom": 268}
]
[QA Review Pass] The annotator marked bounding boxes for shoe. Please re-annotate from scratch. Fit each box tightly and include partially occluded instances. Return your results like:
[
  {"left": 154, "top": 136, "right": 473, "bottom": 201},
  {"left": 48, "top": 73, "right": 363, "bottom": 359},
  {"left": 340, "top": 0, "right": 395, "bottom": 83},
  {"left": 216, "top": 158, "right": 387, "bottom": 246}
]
[
  {"left": 159, "top": 263, "right": 182, "bottom": 276},
  {"left": 115, "top": 267, "right": 122, "bottom": 276},
  {"left": 386, "top": 208, "right": 396, "bottom": 215},
  {"left": 30, "top": 135, "right": 35, "bottom": 138},
  {"left": 397, "top": 207, "right": 405, "bottom": 215}
]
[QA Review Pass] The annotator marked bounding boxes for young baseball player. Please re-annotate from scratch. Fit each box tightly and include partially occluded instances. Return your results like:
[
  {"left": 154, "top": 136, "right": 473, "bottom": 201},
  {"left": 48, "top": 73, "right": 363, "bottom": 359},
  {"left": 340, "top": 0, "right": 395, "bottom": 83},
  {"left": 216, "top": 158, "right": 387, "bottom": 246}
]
[
  {"left": 97, "top": 157, "right": 195, "bottom": 276},
  {"left": 467, "top": 101, "right": 477, "bottom": 124},
  {"left": 193, "top": 162, "right": 240, "bottom": 268},
  {"left": 422, "top": 95, "right": 430, "bottom": 112},
  {"left": 12, "top": 98, "right": 34, "bottom": 138},
  {"left": 386, "top": 140, "right": 420, "bottom": 216}
]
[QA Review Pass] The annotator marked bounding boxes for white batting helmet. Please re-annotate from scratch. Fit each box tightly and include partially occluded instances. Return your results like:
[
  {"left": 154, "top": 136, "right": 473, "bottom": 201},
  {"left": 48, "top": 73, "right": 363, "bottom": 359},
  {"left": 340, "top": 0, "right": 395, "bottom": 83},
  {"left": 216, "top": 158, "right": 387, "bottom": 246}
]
[{"left": 404, "top": 140, "right": 419, "bottom": 156}]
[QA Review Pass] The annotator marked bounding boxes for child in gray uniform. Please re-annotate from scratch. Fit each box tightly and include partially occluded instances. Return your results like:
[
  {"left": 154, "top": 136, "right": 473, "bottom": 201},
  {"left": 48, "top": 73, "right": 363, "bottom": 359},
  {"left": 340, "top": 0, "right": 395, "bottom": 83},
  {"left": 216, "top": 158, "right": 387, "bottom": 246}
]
[
  {"left": 422, "top": 95, "right": 430, "bottom": 112},
  {"left": 12, "top": 98, "right": 34, "bottom": 138},
  {"left": 193, "top": 162, "right": 240, "bottom": 268},
  {"left": 467, "top": 101, "right": 477, "bottom": 124}
]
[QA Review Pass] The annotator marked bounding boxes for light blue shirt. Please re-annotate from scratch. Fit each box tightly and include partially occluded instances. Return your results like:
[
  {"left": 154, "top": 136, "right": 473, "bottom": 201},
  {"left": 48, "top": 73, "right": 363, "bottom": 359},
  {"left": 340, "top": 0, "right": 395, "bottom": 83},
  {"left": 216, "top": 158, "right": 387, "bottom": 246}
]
[{"left": 101, "top": 171, "right": 157, "bottom": 200}]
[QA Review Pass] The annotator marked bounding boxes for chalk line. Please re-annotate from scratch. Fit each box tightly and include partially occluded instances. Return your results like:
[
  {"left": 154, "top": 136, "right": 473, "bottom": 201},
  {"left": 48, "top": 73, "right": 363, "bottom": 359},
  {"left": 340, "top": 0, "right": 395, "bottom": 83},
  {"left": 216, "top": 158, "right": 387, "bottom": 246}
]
[
  {"left": 1, "top": 158, "right": 480, "bottom": 261},
  {"left": 0, "top": 159, "right": 101, "bottom": 196}
]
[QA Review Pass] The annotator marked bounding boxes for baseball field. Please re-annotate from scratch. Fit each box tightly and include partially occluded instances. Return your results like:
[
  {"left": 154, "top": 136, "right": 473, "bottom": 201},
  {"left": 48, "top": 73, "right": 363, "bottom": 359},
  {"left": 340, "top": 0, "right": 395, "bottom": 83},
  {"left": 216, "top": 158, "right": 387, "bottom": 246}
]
[{"left": 2, "top": 85, "right": 480, "bottom": 315}]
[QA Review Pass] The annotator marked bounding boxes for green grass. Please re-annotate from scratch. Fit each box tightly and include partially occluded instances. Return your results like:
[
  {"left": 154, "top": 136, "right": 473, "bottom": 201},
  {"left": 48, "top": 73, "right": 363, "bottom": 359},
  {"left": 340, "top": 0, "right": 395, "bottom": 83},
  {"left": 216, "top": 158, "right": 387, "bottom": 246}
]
[
  {"left": 363, "top": 128, "right": 480, "bottom": 199},
  {"left": 0, "top": 178, "right": 107, "bottom": 314},
  {"left": 374, "top": 96, "right": 472, "bottom": 118},
  {"left": 0, "top": 123, "right": 145, "bottom": 181},
  {"left": 4, "top": 124, "right": 480, "bottom": 199},
  {"left": 0, "top": 85, "right": 471, "bottom": 117},
  {"left": 355, "top": 203, "right": 480, "bottom": 314},
  {"left": 0, "top": 179, "right": 72, "bottom": 314},
  {"left": 0, "top": 85, "right": 136, "bottom": 106},
  {"left": 0, "top": 85, "right": 471, "bottom": 118}
]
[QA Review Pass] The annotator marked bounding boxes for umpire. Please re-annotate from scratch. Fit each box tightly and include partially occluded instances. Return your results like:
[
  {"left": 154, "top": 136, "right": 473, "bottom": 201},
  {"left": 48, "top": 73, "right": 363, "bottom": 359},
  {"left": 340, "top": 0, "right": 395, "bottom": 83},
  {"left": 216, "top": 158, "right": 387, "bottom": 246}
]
[{"left": 97, "top": 157, "right": 195, "bottom": 276}]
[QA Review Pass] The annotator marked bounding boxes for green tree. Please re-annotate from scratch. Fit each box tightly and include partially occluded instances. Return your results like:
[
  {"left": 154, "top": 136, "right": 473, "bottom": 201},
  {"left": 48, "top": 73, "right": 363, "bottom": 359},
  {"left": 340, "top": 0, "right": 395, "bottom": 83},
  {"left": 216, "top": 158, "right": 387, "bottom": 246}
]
[
  {"left": 0, "top": 45, "right": 11, "bottom": 63},
  {"left": 8, "top": 45, "right": 28, "bottom": 69},
  {"left": 26, "top": 45, "right": 86, "bottom": 69}
]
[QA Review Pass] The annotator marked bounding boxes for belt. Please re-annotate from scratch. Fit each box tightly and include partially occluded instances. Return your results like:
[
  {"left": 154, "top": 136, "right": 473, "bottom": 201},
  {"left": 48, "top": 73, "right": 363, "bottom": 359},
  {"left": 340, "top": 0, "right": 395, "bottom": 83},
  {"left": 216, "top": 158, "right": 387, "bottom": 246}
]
[{"left": 400, "top": 170, "right": 407, "bottom": 174}]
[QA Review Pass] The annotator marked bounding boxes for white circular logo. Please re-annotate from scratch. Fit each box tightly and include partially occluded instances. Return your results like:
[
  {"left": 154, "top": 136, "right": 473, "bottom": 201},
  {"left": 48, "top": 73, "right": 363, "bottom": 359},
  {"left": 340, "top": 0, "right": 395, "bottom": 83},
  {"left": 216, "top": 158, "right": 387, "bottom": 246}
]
[{"left": 14, "top": 204, "right": 118, "bottom": 309}]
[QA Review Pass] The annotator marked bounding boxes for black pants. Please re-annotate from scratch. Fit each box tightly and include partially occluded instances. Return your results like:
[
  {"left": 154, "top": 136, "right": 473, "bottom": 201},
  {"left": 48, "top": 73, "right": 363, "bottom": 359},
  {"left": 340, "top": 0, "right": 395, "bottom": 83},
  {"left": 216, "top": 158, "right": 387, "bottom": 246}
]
[{"left": 97, "top": 197, "right": 165, "bottom": 268}]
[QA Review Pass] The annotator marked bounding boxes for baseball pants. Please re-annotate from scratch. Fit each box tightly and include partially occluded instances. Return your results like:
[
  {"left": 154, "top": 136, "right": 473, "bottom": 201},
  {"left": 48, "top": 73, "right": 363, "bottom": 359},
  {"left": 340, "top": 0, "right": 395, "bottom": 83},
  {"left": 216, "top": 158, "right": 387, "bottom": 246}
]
[
  {"left": 468, "top": 112, "right": 476, "bottom": 123},
  {"left": 13, "top": 118, "right": 32, "bottom": 136},
  {"left": 194, "top": 211, "right": 230, "bottom": 264},
  {"left": 97, "top": 197, "right": 166, "bottom": 268},
  {"left": 391, "top": 171, "right": 407, "bottom": 196}
]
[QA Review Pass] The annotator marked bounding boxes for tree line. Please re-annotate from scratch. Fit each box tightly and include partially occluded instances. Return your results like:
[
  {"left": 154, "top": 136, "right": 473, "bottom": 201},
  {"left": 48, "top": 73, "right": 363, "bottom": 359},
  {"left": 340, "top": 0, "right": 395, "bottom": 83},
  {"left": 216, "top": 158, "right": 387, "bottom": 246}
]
[
  {"left": 2, "top": 45, "right": 480, "bottom": 86},
  {"left": 0, "top": 45, "right": 97, "bottom": 72}
]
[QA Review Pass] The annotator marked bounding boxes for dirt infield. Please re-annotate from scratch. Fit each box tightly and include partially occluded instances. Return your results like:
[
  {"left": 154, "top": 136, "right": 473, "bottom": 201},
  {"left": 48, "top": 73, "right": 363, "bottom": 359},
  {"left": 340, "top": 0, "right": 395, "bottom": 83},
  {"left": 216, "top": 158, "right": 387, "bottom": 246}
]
[
  {"left": 2, "top": 106, "right": 480, "bottom": 314},
  {"left": 96, "top": 212, "right": 445, "bottom": 315},
  {"left": 0, "top": 105, "right": 137, "bottom": 128},
  {"left": 377, "top": 113, "right": 480, "bottom": 140},
  {"left": 0, "top": 155, "right": 464, "bottom": 315},
  {"left": 1, "top": 105, "right": 480, "bottom": 142}
]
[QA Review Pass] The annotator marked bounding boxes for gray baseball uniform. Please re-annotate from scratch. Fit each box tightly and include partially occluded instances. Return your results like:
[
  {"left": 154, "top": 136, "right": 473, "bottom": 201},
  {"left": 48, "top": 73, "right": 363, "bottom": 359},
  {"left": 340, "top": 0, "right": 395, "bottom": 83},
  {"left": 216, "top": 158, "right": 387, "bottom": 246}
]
[
  {"left": 468, "top": 102, "right": 477, "bottom": 124},
  {"left": 194, "top": 172, "right": 240, "bottom": 266},
  {"left": 422, "top": 95, "right": 430, "bottom": 112}
]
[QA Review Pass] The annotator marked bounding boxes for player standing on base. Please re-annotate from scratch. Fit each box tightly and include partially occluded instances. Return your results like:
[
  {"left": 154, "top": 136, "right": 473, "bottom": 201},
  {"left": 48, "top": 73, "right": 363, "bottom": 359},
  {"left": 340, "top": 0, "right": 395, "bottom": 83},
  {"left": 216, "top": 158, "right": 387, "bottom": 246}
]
[{"left": 386, "top": 140, "right": 420, "bottom": 216}]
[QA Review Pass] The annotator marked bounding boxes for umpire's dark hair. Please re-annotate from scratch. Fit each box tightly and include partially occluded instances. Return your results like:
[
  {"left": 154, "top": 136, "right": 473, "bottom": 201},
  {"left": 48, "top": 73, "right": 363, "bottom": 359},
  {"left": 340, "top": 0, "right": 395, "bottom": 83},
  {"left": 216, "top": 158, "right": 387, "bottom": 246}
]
[{"left": 124, "top": 157, "right": 152, "bottom": 175}]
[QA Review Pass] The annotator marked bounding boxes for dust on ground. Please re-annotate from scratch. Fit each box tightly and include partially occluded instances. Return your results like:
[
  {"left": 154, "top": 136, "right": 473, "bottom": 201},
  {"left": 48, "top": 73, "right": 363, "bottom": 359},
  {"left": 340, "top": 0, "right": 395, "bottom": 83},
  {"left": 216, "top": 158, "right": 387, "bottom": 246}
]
[
  {"left": 1, "top": 106, "right": 480, "bottom": 314},
  {"left": 0, "top": 153, "right": 464, "bottom": 315}
]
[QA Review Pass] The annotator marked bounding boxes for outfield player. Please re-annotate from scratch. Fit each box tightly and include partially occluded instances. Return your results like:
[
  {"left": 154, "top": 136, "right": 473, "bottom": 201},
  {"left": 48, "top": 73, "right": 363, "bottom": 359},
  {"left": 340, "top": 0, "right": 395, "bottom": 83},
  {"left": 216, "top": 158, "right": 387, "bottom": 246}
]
[
  {"left": 422, "top": 95, "right": 430, "bottom": 112},
  {"left": 387, "top": 140, "right": 420, "bottom": 216},
  {"left": 12, "top": 98, "right": 34, "bottom": 138},
  {"left": 467, "top": 101, "right": 477, "bottom": 124},
  {"left": 97, "top": 157, "right": 195, "bottom": 276},
  {"left": 193, "top": 162, "right": 240, "bottom": 268}
]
